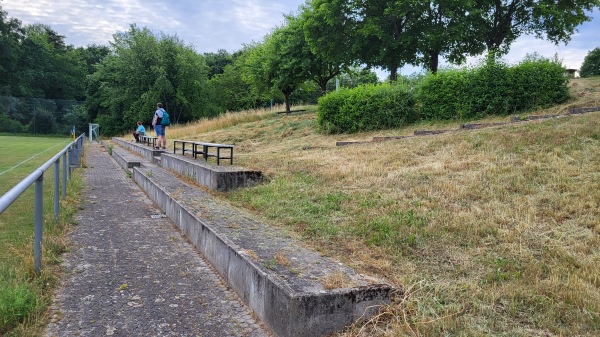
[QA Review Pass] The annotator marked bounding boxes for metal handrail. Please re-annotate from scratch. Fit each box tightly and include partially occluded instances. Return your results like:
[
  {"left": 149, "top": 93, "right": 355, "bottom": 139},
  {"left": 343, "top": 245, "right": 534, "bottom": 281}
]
[{"left": 0, "top": 133, "right": 86, "bottom": 275}]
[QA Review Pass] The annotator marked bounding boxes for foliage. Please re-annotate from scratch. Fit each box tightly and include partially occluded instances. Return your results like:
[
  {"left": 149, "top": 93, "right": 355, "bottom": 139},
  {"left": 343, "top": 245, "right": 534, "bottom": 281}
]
[
  {"left": 301, "top": 0, "right": 600, "bottom": 79},
  {"left": 353, "top": 0, "right": 417, "bottom": 81},
  {"left": 317, "top": 83, "right": 417, "bottom": 133},
  {"left": 417, "top": 67, "right": 473, "bottom": 120},
  {"left": 86, "top": 24, "right": 212, "bottom": 136},
  {"left": 413, "top": 0, "right": 480, "bottom": 74},
  {"left": 509, "top": 54, "right": 570, "bottom": 111},
  {"left": 0, "top": 270, "right": 36, "bottom": 334},
  {"left": 203, "top": 49, "right": 234, "bottom": 79},
  {"left": 242, "top": 27, "right": 305, "bottom": 113},
  {"left": 325, "top": 66, "right": 379, "bottom": 92},
  {"left": 580, "top": 47, "right": 600, "bottom": 78},
  {"left": 418, "top": 55, "right": 569, "bottom": 120},
  {"left": 470, "top": 0, "right": 600, "bottom": 54}
]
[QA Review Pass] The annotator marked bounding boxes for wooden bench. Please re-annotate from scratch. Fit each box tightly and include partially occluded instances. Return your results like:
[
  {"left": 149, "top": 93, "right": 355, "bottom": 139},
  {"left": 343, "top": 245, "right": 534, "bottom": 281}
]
[
  {"left": 173, "top": 140, "right": 234, "bottom": 165},
  {"left": 141, "top": 135, "right": 158, "bottom": 148}
]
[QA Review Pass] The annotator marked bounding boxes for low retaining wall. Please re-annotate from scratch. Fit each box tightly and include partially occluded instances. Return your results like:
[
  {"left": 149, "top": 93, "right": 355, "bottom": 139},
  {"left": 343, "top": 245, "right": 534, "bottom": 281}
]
[
  {"left": 131, "top": 164, "right": 392, "bottom": 337},
  {"left": 160, "top": 153, "right": 262, "bottom": 192},
  {"left": 111, "top": 146, "right": 141, "bottom": 169},
  {"left": 112, "top": 138, "right": 262, "bottom": 191},
  {"left": 112, "top": 137, "right": 164, "bottom": 163}
]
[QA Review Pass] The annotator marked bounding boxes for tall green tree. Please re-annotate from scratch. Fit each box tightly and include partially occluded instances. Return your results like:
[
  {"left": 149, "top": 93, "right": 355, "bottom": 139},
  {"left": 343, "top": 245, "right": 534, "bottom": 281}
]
[
  {"left": 0, "top": 5, "right": 24, "bottom": 95},
  {"left": 302, "top": 0, "right": 356, "bottom": 89},
  {"left": 76, "top": 44, "right": 110, "bottom": 75},
  {"left": 15, "top": 24, "right": 86, "bottom": 99},
  {"left": 413, "top": 0, "right": 480, "bottom": 74},
  {"left": 208, "top": 51, "right": 263, "bottom": 112},
  {"left": 87, "top": 24, "right": 211, "bottom": 135},
  {"left": 353, "top": 0, "right": 419, "bottom": 81},
  {"left": 580, "top": 47, "right": 600, "bottom": 77},
  {"left": 243, "top": 27, "right": 307, "bottom": 113},
  {"left": 470, "top": 0, "right": 600, "bottom": 54},
  {"left": 204, "top": 49, "right": 234, "bottom": 79}
]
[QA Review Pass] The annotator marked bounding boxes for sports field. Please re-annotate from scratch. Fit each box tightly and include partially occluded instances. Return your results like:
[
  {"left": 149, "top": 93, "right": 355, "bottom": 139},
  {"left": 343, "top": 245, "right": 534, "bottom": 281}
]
[{"left": 0, "top": 135, "right": 82, "bottom": 335}]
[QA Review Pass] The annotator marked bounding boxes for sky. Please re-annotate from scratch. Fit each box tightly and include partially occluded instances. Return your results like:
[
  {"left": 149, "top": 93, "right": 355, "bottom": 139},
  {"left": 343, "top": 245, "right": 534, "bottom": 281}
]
[{"left": 2, "top": 0, "right": 599, "bottom": 76}]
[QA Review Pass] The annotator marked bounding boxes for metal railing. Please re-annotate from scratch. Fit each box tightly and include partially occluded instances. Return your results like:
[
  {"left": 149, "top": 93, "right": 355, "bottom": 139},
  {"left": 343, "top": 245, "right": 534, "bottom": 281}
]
[{"left": 0, "top": 134, "right": 86, "bottom": 275}]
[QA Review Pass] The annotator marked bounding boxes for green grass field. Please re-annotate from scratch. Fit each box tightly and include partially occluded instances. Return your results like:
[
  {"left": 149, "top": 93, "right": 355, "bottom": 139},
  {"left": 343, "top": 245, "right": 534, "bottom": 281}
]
[
  {"left": 164, "top": 78, "right": 600, "bottom": 336},
  {"left": 0, "top": 135, "right": 83, "bottom": 336}
]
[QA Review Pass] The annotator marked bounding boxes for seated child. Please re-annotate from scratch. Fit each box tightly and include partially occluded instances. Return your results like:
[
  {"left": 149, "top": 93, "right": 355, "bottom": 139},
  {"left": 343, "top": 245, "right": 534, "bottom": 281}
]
[{"left": 133, "top": 121, "right": 146, "bottom": 142}]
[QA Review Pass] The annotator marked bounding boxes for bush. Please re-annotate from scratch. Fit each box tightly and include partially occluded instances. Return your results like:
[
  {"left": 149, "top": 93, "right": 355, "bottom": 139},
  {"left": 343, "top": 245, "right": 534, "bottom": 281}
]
[
  {"left": 469, "top": 57, "right": 512, "bottom": 116},
  {"left": 509, "top": 58, "right": 569, "bottom": 111},
  {"left": 417, "top": 55, "right": 569, "bottom": 121},
  {"left": 316, "top": 83, "right": 417, "bottom": 134},
  {"left": 417, "top": 68, "right": 472, "bottom": 120}
]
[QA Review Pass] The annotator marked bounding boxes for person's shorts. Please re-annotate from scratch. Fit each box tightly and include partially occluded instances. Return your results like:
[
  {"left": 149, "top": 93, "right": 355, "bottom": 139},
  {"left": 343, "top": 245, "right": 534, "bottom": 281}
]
[{"left": 155, "top": 125, "right": 165, "bottom": 136}]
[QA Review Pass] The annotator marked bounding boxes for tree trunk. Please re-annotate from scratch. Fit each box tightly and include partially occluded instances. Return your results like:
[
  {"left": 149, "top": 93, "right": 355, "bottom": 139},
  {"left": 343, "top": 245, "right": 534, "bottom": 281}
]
[
  {"left": 319, "top": 78, "right": 328, "bottom": 96},
  {"left": 429, "top": 52, "right": 439, "bottom": 74},
  {"left": 389, "top": 65, "right": 398, "bottom": 82},
  {"left": 283, "top": 89, "right": 292, "bottom": 113}
]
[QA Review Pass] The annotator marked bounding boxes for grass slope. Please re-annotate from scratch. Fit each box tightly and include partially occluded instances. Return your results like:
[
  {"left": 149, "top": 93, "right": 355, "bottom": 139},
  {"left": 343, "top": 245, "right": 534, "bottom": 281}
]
[{"left": 161, "top": 78, "right": 599, "bottom": 336}]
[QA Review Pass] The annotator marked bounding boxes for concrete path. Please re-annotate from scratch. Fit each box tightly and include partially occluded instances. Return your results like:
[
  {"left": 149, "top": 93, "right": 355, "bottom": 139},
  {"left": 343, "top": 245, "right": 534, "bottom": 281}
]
[{"left": 45, "top": 143, "right": 270, "bottom": 337}]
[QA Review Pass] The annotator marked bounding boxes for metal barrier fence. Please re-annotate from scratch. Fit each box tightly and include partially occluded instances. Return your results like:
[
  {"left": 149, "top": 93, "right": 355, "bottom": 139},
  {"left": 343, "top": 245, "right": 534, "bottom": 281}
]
[{"left": 0, "top": 134, "right": 86, "bottom": 275}]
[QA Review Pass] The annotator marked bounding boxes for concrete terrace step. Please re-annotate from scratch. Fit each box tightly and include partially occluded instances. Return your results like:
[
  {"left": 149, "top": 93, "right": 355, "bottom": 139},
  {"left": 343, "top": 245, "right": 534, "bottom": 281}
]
[
  {"left": 109, "top": 142, "right": 393, "bottom": 337},
  {"left": 109, "top": 143, "right": 142, "bottom": 169},
  {"left": 112, "top": 137, "right": 262, "bottom": 192}
]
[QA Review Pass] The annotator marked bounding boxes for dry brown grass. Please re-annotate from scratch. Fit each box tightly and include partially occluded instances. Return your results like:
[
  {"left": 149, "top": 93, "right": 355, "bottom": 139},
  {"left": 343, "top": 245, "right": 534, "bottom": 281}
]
[{"left": 162, "top": 78, "right": 600, "bottom": 336}]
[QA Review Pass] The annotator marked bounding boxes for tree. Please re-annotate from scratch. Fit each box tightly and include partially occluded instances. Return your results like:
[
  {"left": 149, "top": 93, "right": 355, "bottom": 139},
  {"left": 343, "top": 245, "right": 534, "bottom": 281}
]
[
  {"left": 208, "top": 57, "right": 262, "bottom": 112},
  {"left": 470, "top": 0, "right": 600, "bottom": 54},
  {"left": 204, "top": 49, "right": 234, "bottom": 79},
  {"left": 87, "top": 24, "right": 211, "bottom": 135},
  {"left": 0, "top": 5, "right": 24, "bottom": 95},
  {"left": 15, "top": 24, "right": 87, "bottom": 100},
  {"left": 243, "top": 27, "right": 307, "bottom": 113},
  {"left": 354, "top": 0, "right": 419, "bottom": 81},
  {"left": 301, "top": 0, "right": 356, "bottom": 91},
  {"left": 326, "top": 66, "right": 379, "bottom": 92},
  {"left": 76, "top": 44, "right": 111, "bottom": 75},
  {"left": 413, "top": 0, "right": 480, "bottom": 74},
  {"left": 580, "top": 47, "right": 600, "bottom": 77}
]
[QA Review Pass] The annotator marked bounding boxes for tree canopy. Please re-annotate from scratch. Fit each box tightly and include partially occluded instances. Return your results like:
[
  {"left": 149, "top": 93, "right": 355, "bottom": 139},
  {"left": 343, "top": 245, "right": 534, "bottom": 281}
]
[{"left": 580, "top": 47, "right": 600, "bottom": 77}]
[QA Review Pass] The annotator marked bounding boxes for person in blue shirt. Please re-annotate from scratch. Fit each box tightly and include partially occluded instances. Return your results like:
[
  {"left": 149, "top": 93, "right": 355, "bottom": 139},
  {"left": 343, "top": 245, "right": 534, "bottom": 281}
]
[
  {"left": 133, "top": 121, "right": 146, "bottom": 143},
  {"left": 152, "top": 102, "right": 167, "bottom": 149}
]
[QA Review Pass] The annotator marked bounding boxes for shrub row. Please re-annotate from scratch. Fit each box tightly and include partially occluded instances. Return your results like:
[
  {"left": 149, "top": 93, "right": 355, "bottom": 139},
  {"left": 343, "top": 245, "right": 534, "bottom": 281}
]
[
  {"left": 317, "top": 57, "right": 569, "bottom": 133},
  {"left": 317, "top": 83, "right": 417, "bottom": 133},
  {"left": 419, "top": 57, "right": 569, "bottom": 120}
]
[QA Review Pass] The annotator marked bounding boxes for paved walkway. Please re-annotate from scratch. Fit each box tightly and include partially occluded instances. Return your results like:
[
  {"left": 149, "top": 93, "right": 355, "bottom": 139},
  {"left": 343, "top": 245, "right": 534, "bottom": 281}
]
[{"left": 45, "top": 143, "right": 269, "bottom": 337}]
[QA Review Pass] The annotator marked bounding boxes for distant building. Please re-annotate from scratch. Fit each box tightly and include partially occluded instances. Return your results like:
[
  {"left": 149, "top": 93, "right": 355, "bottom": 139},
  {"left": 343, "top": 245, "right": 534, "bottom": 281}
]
[{"left": 565, "top": 69, "right": 579, "bottom": 78}]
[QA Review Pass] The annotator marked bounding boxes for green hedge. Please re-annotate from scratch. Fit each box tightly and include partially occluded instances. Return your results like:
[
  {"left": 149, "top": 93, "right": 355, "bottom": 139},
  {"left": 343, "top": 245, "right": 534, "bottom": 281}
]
[
  {"left": 418, "top": 57, "right": 569, "bottom": 121},
  {"left": 316, "top": 83, "right": 417, "bottom": 134},
  {"left": 509, "top": 59, "right": 569, "bottom": 112},
  {"left": 316, "top": 57, "right": 569, "bottom": 134}
]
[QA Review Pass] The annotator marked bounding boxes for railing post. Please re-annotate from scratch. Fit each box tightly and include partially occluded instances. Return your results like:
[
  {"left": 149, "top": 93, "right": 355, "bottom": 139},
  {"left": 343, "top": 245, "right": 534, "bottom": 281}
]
[
  {"left": 34, "top": 173, "right": 44, "bottom": 275},
  {"left": 62, "top": 152, "right": 67, "bottom": 199},
  {"left": 54, "top": 159, "right": 60, "bottom": 223},
  {"left": 67, "top": 147, "right": 72, "bottom": 180}
]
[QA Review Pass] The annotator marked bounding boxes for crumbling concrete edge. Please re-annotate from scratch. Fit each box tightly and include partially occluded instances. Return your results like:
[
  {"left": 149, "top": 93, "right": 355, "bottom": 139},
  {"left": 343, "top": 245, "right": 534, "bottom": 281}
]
[
  {"left": 111, "top": 146, "right": 141, "bottom": 169},
  {"left": 131, "top": 166, "right": 392, "bottom": 337},
  {"left": 160, "top": 153, "right": 263, "bottom": 192}
]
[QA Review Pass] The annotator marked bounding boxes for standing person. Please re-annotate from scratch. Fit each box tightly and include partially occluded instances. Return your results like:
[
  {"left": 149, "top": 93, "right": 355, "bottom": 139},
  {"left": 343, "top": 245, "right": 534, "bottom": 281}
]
[
  {"left": 133, "top": 121, "right": 146, "bottom": 143},
  {"left": 152, "top": 103, "right": 167, "bottom": 149}
]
